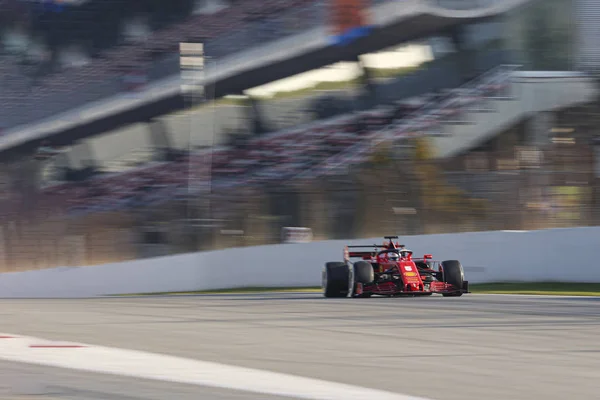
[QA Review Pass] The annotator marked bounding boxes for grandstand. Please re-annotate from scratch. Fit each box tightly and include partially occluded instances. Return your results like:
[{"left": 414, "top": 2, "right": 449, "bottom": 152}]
[
  {"left": 0, "top": 0, "right": 333, "bottom": 130},
  {"left": 1, "top": 0, "right": 600, "bottom": 272},
  {"left": 0, "top": 0, "right": 527, "bottom": 144}
]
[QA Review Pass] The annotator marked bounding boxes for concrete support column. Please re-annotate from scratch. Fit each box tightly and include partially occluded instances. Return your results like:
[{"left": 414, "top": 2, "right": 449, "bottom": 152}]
[
  {"left": 245, "top": 96, "right": 269, "bottom": 136},
  {"left": 69, "top": 140, "right": 97, "bottom": 170},
  {"left": 355, "top": 55, "right": 378, "bottom": 109},
  {"left": 354, "top": 170, "right": 385, "bottom": 238},
  {"left": 296, "top": 182, "right": 330, "bottom": 241},
  {"left": 448, "top": 25, "right": 473, "bottom": 83},
  {"left": 148, "top": 119, "right": 174, "bottom": 160},
  {"left": 241, "top": 188, "right": 268, "bottom": 246},
  {"left": 526, "top": 111, "right": 554, "bottom": 147}
]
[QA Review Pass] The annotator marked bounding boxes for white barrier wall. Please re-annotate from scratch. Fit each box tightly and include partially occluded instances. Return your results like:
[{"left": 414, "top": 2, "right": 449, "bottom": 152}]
[{"left": 0, "top": 226, "right": 599, "bottom": 298}]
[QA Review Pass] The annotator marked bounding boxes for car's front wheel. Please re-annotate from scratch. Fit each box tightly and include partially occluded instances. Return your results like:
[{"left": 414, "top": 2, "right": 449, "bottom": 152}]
[
  {"left": 441, "top": 260, "right": 464, "bottom": 297},
  {"left": 351, "top": 261, "right": 374, "bottom": 298}
]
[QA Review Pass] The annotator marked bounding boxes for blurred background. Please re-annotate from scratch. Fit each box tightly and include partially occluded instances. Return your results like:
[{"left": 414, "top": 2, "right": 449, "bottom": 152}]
[{"left": 0, "top": 0, "right": 598, "bottom": 271}]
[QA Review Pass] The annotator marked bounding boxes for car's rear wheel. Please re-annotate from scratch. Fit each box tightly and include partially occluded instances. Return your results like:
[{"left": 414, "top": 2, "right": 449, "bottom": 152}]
[
  {"left": 441, "top": 260, "right": 464, "bottom": 297},
  {"left": 322, "top": 262, "right": 350, "bottom": 298}
]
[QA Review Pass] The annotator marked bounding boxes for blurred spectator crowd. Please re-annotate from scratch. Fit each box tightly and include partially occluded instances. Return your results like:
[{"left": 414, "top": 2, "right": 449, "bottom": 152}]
[
  {"left": 0, "top": 0, "right": 515, "bottom": 222},
  {"left": 4, "top": 64, "right": 514, "bottom": 218}
]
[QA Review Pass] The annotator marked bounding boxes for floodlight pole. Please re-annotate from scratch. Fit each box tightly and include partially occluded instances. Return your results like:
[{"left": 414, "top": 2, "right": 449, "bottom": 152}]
[
  {"left": 179, "top": 42, "right": 211, "bottom": 232},
  {"left": 205, "top": 57, "right": 217, "bottom": 226}
]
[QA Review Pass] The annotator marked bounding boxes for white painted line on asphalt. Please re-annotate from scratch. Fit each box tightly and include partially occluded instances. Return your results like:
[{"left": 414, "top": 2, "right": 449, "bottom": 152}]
[{"left": 0, "top": 333, "right": 434, "bottom": 400}]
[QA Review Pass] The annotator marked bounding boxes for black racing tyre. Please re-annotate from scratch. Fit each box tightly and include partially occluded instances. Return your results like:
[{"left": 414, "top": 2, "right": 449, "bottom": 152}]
[
  {"left": 441, "top": 260, "right": 464, "bottom": 297},
  {"left": 350, "top": 261, "right": 375, "bottom": 298},
  {"left": 322, "top": 262, "right": 350, "bottom": 298},
  {"left": 353, "top": 261, "right": 374, "bottom": 284}
]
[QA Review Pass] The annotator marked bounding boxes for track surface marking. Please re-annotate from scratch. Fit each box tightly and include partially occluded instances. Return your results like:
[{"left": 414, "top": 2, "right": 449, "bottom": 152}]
[{"left": 0, "top": 332, "right": 430, "bottom": 400}]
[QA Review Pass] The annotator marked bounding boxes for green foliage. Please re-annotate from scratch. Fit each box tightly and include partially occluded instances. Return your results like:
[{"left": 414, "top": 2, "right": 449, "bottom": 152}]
[
  {"left": 471, "top": 282, "right": 600, "bottom": 296},
  {"left": 369, "top": 142, "right": 392, "bottom": 166},
  {"left": 412, "top": 137, "right": 488, "bottom": 215},
  {"left": 413, "top": 137, "right": 432, "bottom": 161}
]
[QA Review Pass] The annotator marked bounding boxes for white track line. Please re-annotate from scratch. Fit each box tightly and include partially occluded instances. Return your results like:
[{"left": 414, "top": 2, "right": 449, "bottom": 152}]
[{"left": 0, "top": 333, "right": 434, "bottom": 400}]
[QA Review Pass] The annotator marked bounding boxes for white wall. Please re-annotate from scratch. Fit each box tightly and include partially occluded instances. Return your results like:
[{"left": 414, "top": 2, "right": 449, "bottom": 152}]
[
  {"left": 160, "top": 104, "right": 246, "bottom": 149},
  {"left": 0, "top": 226, "right": 599, "bottom": 298},
  {"left": 87, "top": 123, "right": 152, "bottom": 163}
]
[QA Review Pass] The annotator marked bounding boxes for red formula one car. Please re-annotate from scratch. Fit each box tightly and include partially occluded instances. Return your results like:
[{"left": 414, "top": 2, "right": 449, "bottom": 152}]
[{"left": 322, "top": 236, "right": 469, "bottom": 298}]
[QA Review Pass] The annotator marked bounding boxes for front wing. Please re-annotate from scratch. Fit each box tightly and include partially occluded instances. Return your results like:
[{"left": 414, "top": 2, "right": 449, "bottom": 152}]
[{"left": 355, "top": 280, "right": 470, "bottom": 296}]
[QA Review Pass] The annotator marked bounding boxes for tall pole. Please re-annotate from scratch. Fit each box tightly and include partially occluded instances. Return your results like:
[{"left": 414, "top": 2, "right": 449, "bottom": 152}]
[
  {"left": 179, "top": 42, "right": 206, "bottom": 231},
  {"left": 206, "top": 58, "right": 217, "bottom": 225}
]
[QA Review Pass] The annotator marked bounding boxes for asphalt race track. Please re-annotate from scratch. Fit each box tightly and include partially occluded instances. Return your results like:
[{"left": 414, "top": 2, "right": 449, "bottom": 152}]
[{"left": 0, "top": 293, "right": 599, "bottom": 400}]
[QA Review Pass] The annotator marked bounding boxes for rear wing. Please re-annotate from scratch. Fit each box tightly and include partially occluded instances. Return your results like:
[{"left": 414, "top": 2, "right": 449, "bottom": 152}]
[
  {"left": 348, "top": 251, "right": 376, "bottom": 259},
  {"left": 344, "top": 245, "right": 378, "bottom": 261},
  {"left": 342, "top": 237, "right": 409, "bottom": 261}
]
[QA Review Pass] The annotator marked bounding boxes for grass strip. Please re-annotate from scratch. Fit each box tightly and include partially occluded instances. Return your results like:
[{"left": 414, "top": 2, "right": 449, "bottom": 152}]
[
  {"left": 469, "top": 282, "right": 600, "bottom": 296},
  {"left": 111, "top": 287, "right": 323, "bottom": 296}
]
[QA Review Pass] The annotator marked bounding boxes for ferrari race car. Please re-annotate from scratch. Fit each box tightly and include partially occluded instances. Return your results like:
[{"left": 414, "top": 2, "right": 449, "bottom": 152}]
[{"left": 322, "top": 236, "right": 469, "bottom": 298}]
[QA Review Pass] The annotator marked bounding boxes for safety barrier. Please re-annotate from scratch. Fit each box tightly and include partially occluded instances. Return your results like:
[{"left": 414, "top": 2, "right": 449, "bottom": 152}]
[{"left": 0, "top": 226, "right": 598, "bottom": 298}]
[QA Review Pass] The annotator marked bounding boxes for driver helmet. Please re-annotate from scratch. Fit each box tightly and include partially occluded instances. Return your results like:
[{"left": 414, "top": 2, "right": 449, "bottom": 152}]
[
  {"left": 388, "top": 251, "right": 399, "bottom": 262},
  {"left": 399, "top": 248, "right": 410, "bottom": 258}
]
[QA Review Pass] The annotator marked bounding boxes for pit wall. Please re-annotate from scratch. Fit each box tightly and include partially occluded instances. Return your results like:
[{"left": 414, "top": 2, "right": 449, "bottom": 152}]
[{"left": 0, "top": 226, "right": 598, "bottom": 298}]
